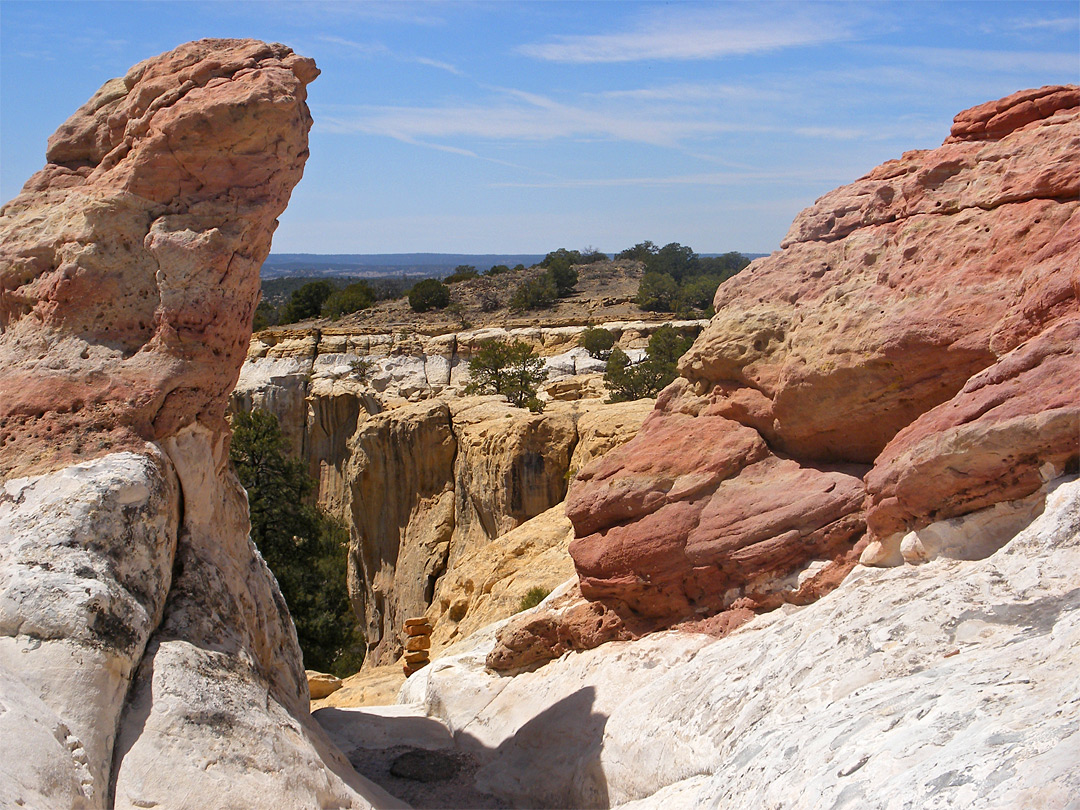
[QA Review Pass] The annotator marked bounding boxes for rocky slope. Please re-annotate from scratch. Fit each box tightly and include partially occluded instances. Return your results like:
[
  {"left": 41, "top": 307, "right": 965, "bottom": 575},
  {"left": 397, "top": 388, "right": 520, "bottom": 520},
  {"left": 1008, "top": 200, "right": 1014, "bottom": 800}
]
[
  {"left": 484, "top": 84, "right": 1079, "bottom": 667},
  {"left": 364, "top": 475, "right": 1079, "bottom": 808},
  {"left": 0, "top": 40, "right": 397, "bottom": 809},
  {"left": 310, "top": 86, "right": 1080, "bottom": 810}
]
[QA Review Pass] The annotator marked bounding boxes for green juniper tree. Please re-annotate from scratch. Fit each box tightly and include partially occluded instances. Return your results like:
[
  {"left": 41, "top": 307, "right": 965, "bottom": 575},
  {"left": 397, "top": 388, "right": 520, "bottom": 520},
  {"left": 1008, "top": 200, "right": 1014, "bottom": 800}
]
[
  {"left": 465, "top": 339, "right": 548, "bottom": 411},
  {"left": 229, "top": 409, "right": 363, "bottom": 675}
]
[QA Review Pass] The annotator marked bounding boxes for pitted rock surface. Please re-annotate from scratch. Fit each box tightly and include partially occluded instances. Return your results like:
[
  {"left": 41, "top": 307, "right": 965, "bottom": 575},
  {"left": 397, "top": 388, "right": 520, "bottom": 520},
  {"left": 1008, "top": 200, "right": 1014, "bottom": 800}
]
[
  {"left": 544, "top": 85, "right": 1080, "bottom": 656},
  {"left": 0, "top": 39, "right": 398, "bottom": 810},
  {"left": 0, "top": 39, "right": 316, "bottom": 481}
]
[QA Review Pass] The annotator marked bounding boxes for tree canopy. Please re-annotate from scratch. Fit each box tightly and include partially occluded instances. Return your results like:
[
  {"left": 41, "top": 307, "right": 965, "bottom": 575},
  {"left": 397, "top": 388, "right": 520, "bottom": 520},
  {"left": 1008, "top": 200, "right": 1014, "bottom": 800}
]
[
  {"left": 620, "top": 242, "right": 750, "bottom": 314},
  {"left": 408, "top": 278, "right": 451, "bottom": 312}
]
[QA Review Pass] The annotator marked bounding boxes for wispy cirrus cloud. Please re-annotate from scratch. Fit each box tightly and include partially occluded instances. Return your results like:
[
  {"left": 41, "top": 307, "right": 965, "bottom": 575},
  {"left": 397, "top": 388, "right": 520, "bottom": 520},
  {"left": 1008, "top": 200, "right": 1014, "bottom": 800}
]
[
  {"left": 316, "top": 35, "right": 464, "bottom": 75},
  {"left": 518, "top": 7, "right": 850, "bottom": 63},
  {"left": 873, "top": 45, "right": 1078, "bottom": 74},
  {"left": 489, "top": 167, "right": 856, "bottom": 190}
]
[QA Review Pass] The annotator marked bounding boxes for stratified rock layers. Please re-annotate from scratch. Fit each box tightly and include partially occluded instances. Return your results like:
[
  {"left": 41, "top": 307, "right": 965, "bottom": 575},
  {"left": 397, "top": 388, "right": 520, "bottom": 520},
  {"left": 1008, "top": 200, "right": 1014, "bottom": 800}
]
[
  {"left": 565, "top": 85, "right": 1079, "bottom": 631},
  {"left": 344, "top": 395, "right": 652, "bottom": 666},
  {"left": 0, "top": 40, "right": 392, "bottom": 809}
]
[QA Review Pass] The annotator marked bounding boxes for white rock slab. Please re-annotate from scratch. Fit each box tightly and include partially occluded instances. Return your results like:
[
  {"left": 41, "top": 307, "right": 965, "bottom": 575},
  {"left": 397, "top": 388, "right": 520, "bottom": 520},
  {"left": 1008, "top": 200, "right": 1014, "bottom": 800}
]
[{"left": 392, "top": 476, "right": 1080, "bottom": 809}]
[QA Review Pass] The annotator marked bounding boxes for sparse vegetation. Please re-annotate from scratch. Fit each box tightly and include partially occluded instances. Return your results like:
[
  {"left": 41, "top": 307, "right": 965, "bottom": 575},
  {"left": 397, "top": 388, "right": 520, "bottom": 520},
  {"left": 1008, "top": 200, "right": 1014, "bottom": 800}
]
[
  {"left": 620, "top": 242, "right": 749, "bottom": 314},
  {"left": 229, "top": 409, "right": 364, "bottom": 675},
  {"left": 518, "top": 586, "right": 551, "bottom": 612},
  {"left": 465, "top": 339, "right": 547, "bottom": 411},
  {"left": 321, "top": 280, "right": 375, "bottom": 319},
  {"left": 408, "top": 278, "right": 451, "bottom": 312},
  {"left": 280, "top": 280, "right": 334, "bottom": 323},
  {"left": 509, "top": 274, "right": 557, "bottom": 311},
  {"left": 605, "top": 324, "right": 696, "bottom": 402},
  {"left": 444, "top": 265, "right": 479, "bottom": 284},
  {"left": 349, "top": 357, "right": 375, "bottom": 380}
]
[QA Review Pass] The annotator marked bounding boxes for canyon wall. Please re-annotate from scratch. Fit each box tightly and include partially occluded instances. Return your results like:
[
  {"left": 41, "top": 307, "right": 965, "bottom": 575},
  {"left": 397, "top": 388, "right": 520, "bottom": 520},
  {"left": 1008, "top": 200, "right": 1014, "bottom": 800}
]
[
  {"left": 0, "top": 40, "right": 396, "bottom": 809},
  {"left": 233, "top": 323, "right": 677, "bottom": 666},
  {"left": 488, "top": 84, "right": 1080, "bottom": 667}
]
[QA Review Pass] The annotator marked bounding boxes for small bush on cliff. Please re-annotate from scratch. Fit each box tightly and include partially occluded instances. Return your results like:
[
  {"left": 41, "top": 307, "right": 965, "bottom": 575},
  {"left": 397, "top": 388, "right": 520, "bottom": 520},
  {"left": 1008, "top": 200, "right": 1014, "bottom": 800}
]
[
  {"left": 509, "top": 274, "right": 557, "bottom": 311},
  {"left": 465, "top": 339, "right": 547, "bottom": 411},
  {"left": 444, "top": 265, "right": 479, "bottom": 284},
  {"left": 408, "top": 278, "right": 451, "bottom": 312},
  {"left": 518, "top": 586, "right": 551, "bottom": 612},
  {"left": 604, "top": 325, "right": 695, "bottom": 402},
  {"left": 230, "top": 409, "right": 363, "bottom": 675},
  {"left": 580, "top": 327, "right": 615, "bottom": 359}
]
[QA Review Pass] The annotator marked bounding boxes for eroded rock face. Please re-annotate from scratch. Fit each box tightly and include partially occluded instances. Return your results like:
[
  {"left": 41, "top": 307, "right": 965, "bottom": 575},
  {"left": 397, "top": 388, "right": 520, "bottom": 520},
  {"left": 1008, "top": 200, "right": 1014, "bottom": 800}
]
[
  {"left": 0, "top": 39, "right": 392, "bottom": 809},
  {"left": 555, "top": 85, "right": 1079, "bottom": 651},
  {"left": 0, "top": 39, "right": 317, "bottom": 481},
  {"left": 344, "top": 395, "right": 652, "bottom": 666}
]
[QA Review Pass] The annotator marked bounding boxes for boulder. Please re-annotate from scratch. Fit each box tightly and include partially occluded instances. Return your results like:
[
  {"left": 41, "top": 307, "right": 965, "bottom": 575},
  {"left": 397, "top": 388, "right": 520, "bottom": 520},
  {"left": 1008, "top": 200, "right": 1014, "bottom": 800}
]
[
  {"left": 373, "top": 477, "right": 1080, "bottom": 809},
  {"left": 307, "top": 670, "right": 344, "bottom": 700}
]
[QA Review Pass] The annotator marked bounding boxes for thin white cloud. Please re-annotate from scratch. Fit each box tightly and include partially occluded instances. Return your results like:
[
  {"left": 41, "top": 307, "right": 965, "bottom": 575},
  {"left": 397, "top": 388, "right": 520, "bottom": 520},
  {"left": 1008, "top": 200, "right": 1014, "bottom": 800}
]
[
  {"left": 488, "top": 168, "right": 855, "bottom": 190},
  {"left": 597, "top": 82, "right": 785, "bottom": 103},
  {"left": 316, "top": 35, "right": 464, "bottom": 75},
  {"left": 875, "top": 45, "right": 1078, "bottom": 74},
  {"left": 519, "top": 7, "right": 849, "bottom": 63},
  {"left": 982, "top": 15, "right": 1079, "bottom": 34},
  {"left": 317, "top": 35, "right": 392, "bottom": 58},
  {"left": 413, "top": 56, "right": 464, "bottom": 76}
]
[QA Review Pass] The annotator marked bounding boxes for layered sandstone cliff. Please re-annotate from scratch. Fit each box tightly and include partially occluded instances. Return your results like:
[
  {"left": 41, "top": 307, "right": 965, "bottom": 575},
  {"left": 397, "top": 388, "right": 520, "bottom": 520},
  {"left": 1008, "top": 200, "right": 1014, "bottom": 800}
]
[
  {"left": 0, "top": 40, "right": 396, "bottom": 809},
  {"left": 488, "top": 84, "right": 1079, "bottom": 666}
]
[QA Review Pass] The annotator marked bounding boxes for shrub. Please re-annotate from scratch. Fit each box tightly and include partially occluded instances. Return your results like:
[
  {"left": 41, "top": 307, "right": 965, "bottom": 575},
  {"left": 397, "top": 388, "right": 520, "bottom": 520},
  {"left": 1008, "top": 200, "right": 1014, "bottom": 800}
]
[
  {"left": 444, "top": 265, "right": 479, "bottom": 284},
  {"left": 518, "top": 586, "right": 551, "bottom": 612},
  {"left": 349, "top": 357, "right": 375, "bottom": 381},
  {"left": 626, "top": 242, "right": 749, "bottom": 313},
  {"left": 604, "top": 325, "right": 695, "bottom": 402},
  {"left": 229, "top": 410, "right": 363, "bottom": 675},
  {"left": 636, "top": 271, "right": 679, "bottom": 312},
  {"left": 408, "top": 278, "right": 451, "bottom": 312},
  {"left": 252, "top": 301, "right": 277, "bottom": 332},
  {"left": 465, "top": 339, "right": 547, "bottom": 410},
  {"left": 509, "top": 274, "right": 557, "bottom": 311},
  {"left": 321, "top": 281, "right": 375, "bottom": 319},
  {"left": 484, "top": 264, "right": 511, "bottom": 276},
  {"left": 580, "top": 327, "right": 615, "bottom": 359}
]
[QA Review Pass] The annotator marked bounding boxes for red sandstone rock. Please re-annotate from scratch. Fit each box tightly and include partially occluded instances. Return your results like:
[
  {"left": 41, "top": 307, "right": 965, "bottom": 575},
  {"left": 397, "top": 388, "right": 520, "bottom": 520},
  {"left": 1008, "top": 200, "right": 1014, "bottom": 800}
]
[
  {"left": 946, "top": 85, "right": 1080, "bottom": 143},
  {"left": 866, "top": 316, "right": 1080, "bottom": 542},
  {"left": 0, "top": 38, "right": 317, "bottom": 479},
  {"left": 561, "top": 86, "right": 1079, "bottom": 638}
]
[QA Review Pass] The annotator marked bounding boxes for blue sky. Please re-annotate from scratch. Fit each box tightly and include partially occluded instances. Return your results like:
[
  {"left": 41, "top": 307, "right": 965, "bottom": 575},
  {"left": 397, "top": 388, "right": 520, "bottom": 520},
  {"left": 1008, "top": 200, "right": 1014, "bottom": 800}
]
[{"left": 1, "top": 1, "right": 1077, "bottom": 255}]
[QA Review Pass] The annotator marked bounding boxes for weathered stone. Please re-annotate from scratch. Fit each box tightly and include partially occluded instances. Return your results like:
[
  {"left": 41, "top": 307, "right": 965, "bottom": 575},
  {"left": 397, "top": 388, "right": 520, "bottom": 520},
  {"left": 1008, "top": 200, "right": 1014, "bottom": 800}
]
[
  {"left": 563, "top": 85, "right": 1079, "bottom": 634},
  {"left": 0, "top": 39, "right": 392, "bottom": 809},
  {"left": 368, "top": 477, "right": 1080, "bottom": 809},
  {"left": 307, "top": 670, "right": 344, "bottom": 700},
  {"left": 405, "top": 635, "right": 431, "bottom": 651}
]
